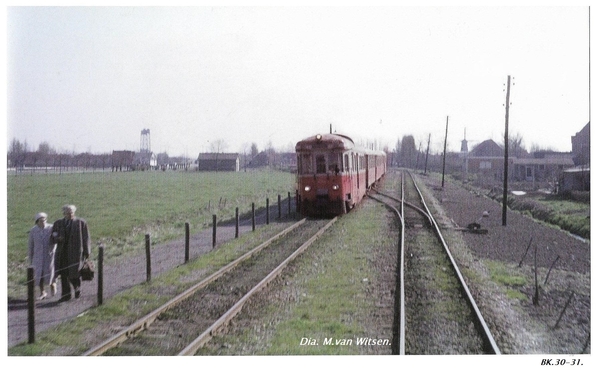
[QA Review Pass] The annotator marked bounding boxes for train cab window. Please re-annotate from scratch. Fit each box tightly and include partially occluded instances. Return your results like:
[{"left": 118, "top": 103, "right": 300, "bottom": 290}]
[
  {"left": 316, "top": 154, "right": 326, "bottom": 174},
  {"left": 299, "top": 154, "right": 313, "bottom": 174},
  {"left": 344, "top": 154, "right": 350, "bottom": 172},
  {"left": 328, "top": 153, "right": 341, "bottom": 174}
]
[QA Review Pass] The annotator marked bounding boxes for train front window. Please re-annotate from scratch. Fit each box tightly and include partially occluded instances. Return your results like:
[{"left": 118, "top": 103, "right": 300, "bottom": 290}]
[
  {"left": 316, "top": 154, "right": 326, "bottom": 174},
  {"left": 300, "top": 154, "right": 313, "bottom": 174}
]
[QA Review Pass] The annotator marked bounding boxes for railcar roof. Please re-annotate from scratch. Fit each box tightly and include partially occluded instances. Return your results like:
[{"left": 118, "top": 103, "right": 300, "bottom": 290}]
[
  {"left": 295, "top": 133, "right": 386, "bottom": 157},
  {"left": 295, "top": 133, "right": 355, "bottom": 151}
]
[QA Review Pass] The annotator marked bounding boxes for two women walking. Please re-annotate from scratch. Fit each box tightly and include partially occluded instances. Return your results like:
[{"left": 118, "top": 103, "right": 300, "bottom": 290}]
[{"left": 28, "top": 204, "right": 91, "bottom": 303}]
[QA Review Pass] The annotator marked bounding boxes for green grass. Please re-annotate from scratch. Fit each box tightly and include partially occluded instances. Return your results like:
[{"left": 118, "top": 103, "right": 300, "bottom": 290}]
[
  {"left": 485, "top": 260, "right": 527, "bottom": 287},
  {"left": 483, "top": 260, "right": 529, "bottom": 302},
  {"left": 256, "top": 202, "right": 394, "bottom": 355},
  {"left": 7, "top": 169, "right": 295, "bottom": 298}
]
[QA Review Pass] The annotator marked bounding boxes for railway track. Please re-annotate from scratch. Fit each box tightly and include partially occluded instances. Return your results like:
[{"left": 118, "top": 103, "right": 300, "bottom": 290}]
[
  {"left": 370, "top": 169, "right": 500, "bottom": 355},
  {"left": 83, "top": 218, "right": 336, "bottom": 356}
]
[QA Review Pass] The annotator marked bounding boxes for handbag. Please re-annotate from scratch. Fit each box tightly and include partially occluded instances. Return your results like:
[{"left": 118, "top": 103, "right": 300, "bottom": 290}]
[{"left": 79, "top": 259, "right": 95, "bottom": 281}]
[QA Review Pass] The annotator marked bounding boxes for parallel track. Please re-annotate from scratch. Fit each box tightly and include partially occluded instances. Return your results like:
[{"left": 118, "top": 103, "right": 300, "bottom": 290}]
[
  {"left": 83, "top": 218, "right": 336, "bottom": 356},
  {"left": 370, "top": 169, "right": 500, "bottom": 355}
]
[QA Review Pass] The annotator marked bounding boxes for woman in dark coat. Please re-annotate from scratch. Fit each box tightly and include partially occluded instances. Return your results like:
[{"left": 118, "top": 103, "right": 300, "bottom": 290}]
[{"left": 51, "top": 204, "right": 91, "bottom": 302}]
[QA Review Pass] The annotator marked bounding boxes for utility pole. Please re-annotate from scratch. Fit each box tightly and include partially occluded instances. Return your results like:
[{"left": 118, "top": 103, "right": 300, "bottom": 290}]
[
  {"left": 502, "top": 75, "right": 511, "bottom": 226},
  {"left": 415, "top": 141, "right": 422, "bottom": 170},
  {"left": 442, "top": 116, "right": 448, "bottom": 187},
  {"left": 424, "top": 133, "right": 431, "bottom": 174}
]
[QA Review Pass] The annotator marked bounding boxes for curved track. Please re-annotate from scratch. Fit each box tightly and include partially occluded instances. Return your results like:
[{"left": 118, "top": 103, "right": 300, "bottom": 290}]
[{"left": 370, "top": 169, "right": 500, "bottom": 355}]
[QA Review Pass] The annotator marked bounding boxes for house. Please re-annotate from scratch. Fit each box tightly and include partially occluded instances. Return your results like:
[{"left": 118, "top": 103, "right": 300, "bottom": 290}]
[
  {"left": 466, "top": 139, "right": 514, "bottom": 181},
  {"left": 133, "top": 151, "right": 157, "bottom": 170},
  {"left": 197, "top": 153, "right": 240, "bottom": 172},
  {"left": 559, "top": 122, "right": 591, "bottom": 192},
  {"left": 513, "top": 152, "right": 574, "bottom": 183},
  {"left": 571, "top": 122, "right": 590, "bottom": 166}
]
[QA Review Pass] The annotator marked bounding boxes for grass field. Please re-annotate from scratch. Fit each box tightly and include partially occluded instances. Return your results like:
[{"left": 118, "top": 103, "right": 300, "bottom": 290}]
[{"left": 6, "top": 169, "right": 295, "bottom": 298}]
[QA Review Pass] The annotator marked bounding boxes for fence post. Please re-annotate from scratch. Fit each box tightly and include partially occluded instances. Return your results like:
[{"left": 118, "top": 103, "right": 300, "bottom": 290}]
[
  {"left": 266, "top": 198, "right": 270, "bottom": 225},
  {"left": 553, "top": 291, "right": 575, "bottom": 330},
  {"left": 288, "top": 192, "right": 291, "bottom": 217},
  {"left": 185, "top": 222, "right": 190, "bottom": 263},
  {"left": 533, "top": 243, "right": 539, "bottom": 305},
  {"left": 518, "top": 237, "right": 533, "bottom": 267},
  {"left": 278, "top": 194, "right": 281, "bottom": 219},
  {"left": 235, "top": 207, "right": 239, "bottom": 238},
  {"left": 252, "top": 202, "right": 256, "bottom": 231},
  {"left": 212, "top": 214, "right": 217, "bottom": 248},
  {"left": 145, "top": 234, "right": 151, "bottom": 282},
  {"left": 544, "top": 255, "right": 561, "bottom": 285},
  {"left": 98, "top": 245, "right": 104, "bottom": 306},
  {"left": 27, "top": 266, "right": 35, "bottom": 344}
]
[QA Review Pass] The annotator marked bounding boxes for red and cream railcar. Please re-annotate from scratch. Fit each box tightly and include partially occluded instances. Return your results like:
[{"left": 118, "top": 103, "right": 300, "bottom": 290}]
[{"left": 296, "top": 133, "right": 386, "bottom": 216}]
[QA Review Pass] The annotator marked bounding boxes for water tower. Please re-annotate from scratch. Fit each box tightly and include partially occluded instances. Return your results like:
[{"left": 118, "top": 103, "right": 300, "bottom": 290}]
[{"left": 140, "top": 129, "right": 151, "bottom": 153}]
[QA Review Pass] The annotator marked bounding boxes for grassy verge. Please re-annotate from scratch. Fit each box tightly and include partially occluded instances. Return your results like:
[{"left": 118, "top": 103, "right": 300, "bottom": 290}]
[
  {"left": 495, "top": 193, "right": 590, "bottom": 239},
  {"left": 7, "top": 170, "right": 295, "bottom": 297}
]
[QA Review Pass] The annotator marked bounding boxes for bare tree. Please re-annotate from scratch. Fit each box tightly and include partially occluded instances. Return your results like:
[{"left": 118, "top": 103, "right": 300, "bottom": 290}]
[
  {"left": 250, "top": 142, "right": 259, "bottom": 159},
  {"left": 8, "top": 138, "right": 28, "bottom": 169},
  {"left": 502, "top": 131, "right": 528, "bottom": 158},
  {"left": 209, "top": 139, "right": 228, "bottom": 153},
  {"left": 399, "top": 135, "right": 417, "bottom": 168}
]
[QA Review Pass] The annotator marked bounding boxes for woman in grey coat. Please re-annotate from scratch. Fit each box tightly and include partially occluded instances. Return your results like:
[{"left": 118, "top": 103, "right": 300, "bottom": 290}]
[{"left": 28, "top": 212, "right": 57, "bottom": 300}]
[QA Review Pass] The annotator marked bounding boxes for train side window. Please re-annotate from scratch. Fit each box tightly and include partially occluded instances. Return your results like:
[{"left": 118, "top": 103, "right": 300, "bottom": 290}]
[
  {"left": 344, "top": 154, "right": 349, "bottom": 172},
  {"left": 316, "top": 154, "right": 326, "bottom": 174}
]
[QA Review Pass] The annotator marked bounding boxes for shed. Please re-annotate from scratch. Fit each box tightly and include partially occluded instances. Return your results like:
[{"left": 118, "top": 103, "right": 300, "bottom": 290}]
[
  {"left": 197, "top": 153, "right": 240, "bottom": 172},
  {"left": 559, "top": 165, "right": 590, "bottom": 192}
]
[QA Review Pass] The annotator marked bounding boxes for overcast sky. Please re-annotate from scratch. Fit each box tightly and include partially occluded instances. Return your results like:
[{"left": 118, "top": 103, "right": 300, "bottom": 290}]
[{"left": 5, "top": 4, "right": 592, "bottom": 157}]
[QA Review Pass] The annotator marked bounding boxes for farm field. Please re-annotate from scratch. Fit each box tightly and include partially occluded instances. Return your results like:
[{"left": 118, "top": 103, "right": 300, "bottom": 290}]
[
  {"left": 484, "top": 184, "right": 590, "bottom": 239},
  {"left": 6, "top": 169, "right": 296, "bottom": 298}
]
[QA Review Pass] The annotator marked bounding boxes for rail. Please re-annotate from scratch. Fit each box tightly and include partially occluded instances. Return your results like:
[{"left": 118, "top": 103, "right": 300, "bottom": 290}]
[
  {"left": 407, "top": 171, "right": 501, "bottom": 355},
  {"left": 179, "top": 217, "right": 337, "bottom": 355},
  {"left": 83, "top": 218, "right": 308, "bottom": 356}
]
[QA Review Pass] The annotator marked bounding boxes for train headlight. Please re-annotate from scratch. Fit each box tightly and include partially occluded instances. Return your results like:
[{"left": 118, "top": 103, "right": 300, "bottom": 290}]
[
  {"left": 332, "top": 184, "right": 340, "bottom": 190},
  {"left": 304, "top": 185, "right": 311, "bottom": 192}
]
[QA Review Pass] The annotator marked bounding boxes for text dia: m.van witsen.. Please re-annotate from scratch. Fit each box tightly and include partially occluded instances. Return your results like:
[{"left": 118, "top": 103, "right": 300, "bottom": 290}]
[{"left": 300, "top": 337, "right": 390, "bottom": 346}]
